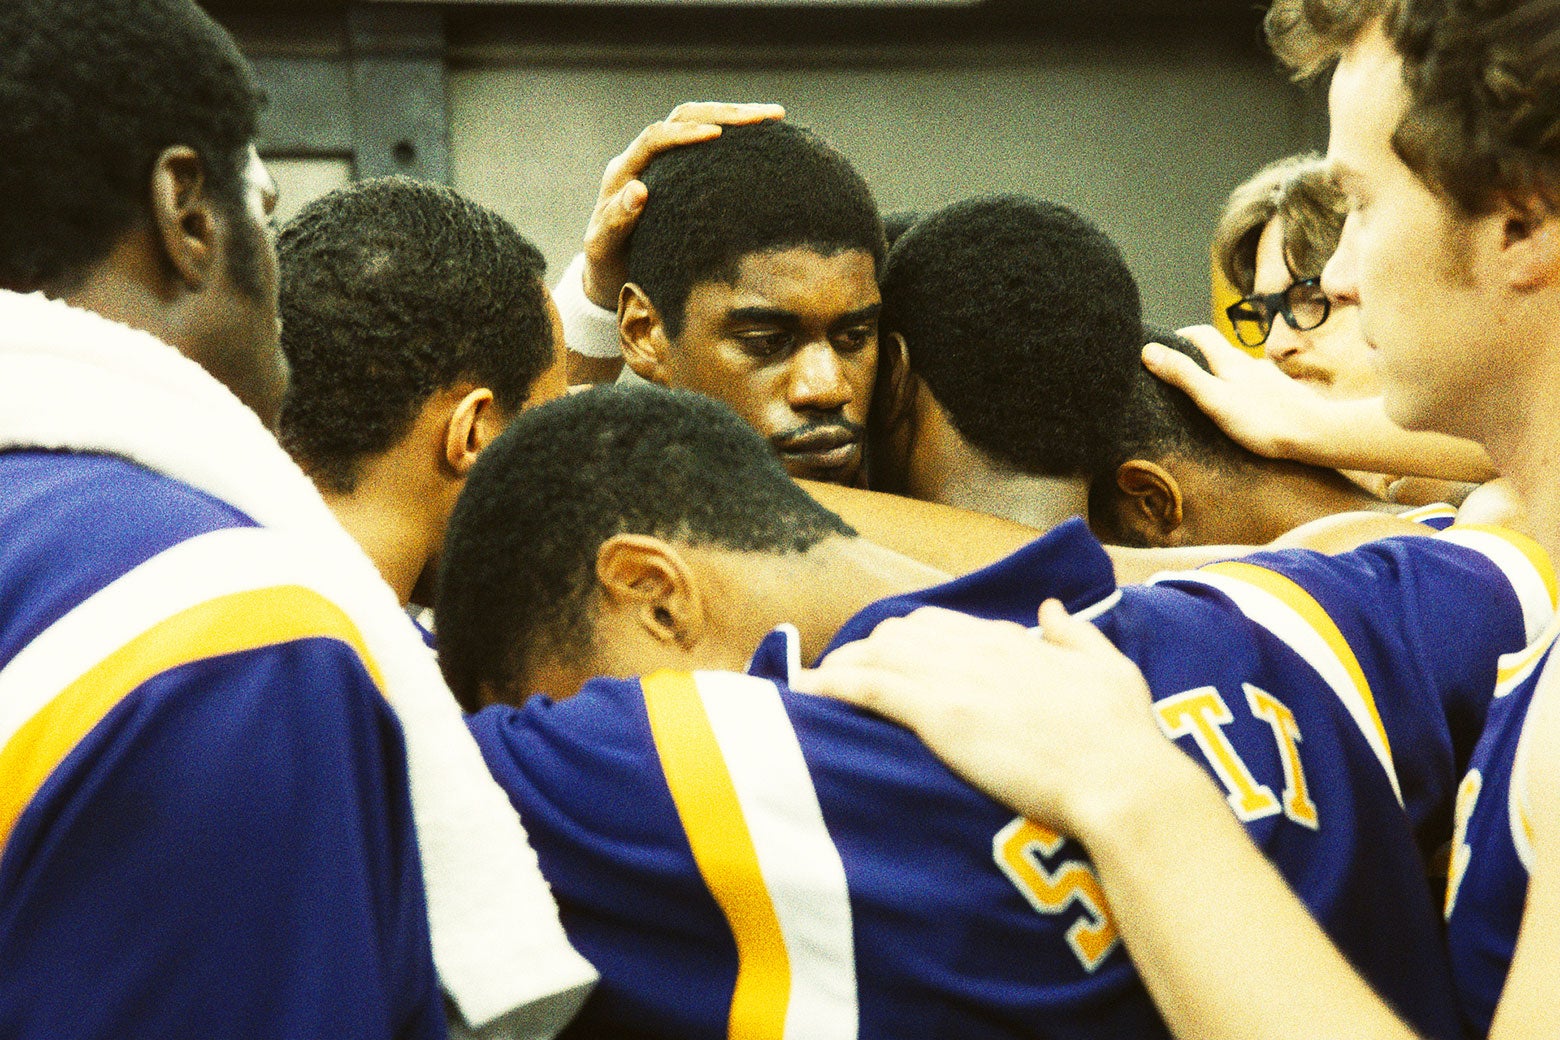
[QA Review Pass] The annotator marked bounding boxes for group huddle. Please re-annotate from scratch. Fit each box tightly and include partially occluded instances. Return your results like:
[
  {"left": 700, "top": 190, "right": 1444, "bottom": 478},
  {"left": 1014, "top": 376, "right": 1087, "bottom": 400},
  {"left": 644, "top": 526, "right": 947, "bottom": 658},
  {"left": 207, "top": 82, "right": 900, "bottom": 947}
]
[{"left": 3, "top": 1, "right": 1560, "bottom": 1040}]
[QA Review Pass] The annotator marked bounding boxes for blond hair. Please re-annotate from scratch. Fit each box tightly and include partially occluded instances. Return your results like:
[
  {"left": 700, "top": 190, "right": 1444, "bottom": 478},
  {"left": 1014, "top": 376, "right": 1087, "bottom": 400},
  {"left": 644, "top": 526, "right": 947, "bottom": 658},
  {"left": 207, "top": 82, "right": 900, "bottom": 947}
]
[{"left": 1212, "top": 153, "right": 1348, "bottom": 293}]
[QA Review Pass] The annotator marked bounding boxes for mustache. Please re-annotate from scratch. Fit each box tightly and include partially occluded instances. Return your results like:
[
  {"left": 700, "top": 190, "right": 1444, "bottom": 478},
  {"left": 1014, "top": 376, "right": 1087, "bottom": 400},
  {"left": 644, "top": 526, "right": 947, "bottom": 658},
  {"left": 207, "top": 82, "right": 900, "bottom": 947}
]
[
  {"left": 770, "top": 418, "right": 866, "bottom": 451},
  {"left": 1275, "top": 359, "right": 1334, "bottom": 385}
]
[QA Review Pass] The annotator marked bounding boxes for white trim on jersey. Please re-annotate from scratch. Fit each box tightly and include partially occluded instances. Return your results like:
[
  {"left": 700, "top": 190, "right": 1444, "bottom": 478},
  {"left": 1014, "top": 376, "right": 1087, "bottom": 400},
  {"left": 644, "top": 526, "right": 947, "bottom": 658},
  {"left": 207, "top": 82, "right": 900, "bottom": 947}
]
[
  {"left": 0, "top": 290, "right": 596, "bottom": 1035},
  {"left": 1154, "top": 567, "right": 1404, "bottom": 807},
  {"left": 1494, "top": 613, "right": 1560, "bottom": 699},
  {"left": 1398, "top": 503, "right": 1458, "bottom": 526},
  {"left": 695, "top": 672, "right": 859, "bottom": 1040},
  {"left": 0, "top": 528, "right": 298, "bottom": 750},
  {"left": 1036, "top": 590, "right": 1123, "bottom": 636},
  {"left": 1437, "top": 527, "right": 1556, "bottom": 644},
  {"left": 775, "top": 623, "right": 805, "bottom": 679}
]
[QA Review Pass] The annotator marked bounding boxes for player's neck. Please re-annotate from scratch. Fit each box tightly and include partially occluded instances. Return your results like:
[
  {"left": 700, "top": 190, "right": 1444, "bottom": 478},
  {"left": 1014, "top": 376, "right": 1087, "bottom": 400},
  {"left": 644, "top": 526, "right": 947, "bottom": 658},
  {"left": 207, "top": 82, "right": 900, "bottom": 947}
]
[
  {"left": 1236, "top": 457, "right": 1396, "bottom": 541},
  {"left": 770, "top": 535, "right": 951, "bottom": 666},
  {"left": 1490, "top": 398, "right": 1560, "bottom": 564},
  {"left": 900, "top": 380, "right": 1089, "bottom": 531},
  {"left": 322, "top": 476, "right": 440, "bottom": 606},
  {"left": 1477, "top": 333, "right": 1560, "bottom": 562},
  {"left": 914, "top": 432, "right": 1089, "bottom": 533}
]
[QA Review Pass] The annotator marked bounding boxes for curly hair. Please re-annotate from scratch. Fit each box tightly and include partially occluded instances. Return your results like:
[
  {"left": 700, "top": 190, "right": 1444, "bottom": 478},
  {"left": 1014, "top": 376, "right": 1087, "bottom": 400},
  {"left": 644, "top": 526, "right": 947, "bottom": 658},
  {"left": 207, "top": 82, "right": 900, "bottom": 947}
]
[
  {"left": 1213, "top": 154, "right": 1349, "bottom": 293},
  {"left": 277, "top": 177, "right": 553, "bottom": 494},
  {"left": 880, "top": 194, "right": 1143, "bottom": 479},
  {"left": 625, "top": 120, "right": 886, "bottom": 338},
  {"left": 0, "top": 0, "right": 261, "bottom": 292},
  {"left": 435, "top": 386, "right": 855, "bottom": 709},
  {"left": 1393, "top": 0, "right": 1560, "bottom": 214},
  {"left": 1266, "top": 0, "right": 1405, "bottom": 78}
]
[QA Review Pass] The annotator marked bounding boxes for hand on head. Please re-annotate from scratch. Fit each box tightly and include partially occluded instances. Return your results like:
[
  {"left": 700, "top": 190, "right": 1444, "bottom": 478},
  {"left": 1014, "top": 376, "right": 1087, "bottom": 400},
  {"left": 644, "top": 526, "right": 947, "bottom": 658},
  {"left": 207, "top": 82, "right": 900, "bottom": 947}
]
[
  {"left": 1141, "top": 325, "right": 1333, "bottom": 463},
  {"left": 582, "top": 101, "right": 786, "bottom": 309}
]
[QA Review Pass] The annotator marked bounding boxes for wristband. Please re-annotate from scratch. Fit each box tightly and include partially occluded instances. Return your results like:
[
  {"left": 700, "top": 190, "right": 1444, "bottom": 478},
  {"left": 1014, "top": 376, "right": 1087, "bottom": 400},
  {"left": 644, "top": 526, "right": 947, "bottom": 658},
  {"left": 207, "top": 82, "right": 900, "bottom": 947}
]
[{"left": 553, "top": 252, "right": 623, "bottom": 359}]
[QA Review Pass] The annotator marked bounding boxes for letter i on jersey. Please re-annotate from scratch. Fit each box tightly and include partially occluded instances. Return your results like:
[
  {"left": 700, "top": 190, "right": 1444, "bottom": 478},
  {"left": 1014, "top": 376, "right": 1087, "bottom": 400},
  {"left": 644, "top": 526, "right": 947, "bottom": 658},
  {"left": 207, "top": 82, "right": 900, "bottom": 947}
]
[{"left": 1153, "top": 685, "right": 1318, "bottom": 828}]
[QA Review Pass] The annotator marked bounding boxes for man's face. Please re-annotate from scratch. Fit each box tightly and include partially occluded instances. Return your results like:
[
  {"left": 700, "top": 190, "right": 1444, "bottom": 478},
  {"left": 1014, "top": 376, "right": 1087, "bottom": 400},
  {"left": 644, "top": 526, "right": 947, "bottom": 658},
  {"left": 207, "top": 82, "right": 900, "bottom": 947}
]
[
  {"left": 1323, "top": 28, "right": 1506, "bottom": 441},
  {"left": 665, "top": 247, "right": 879, "bottom": 485},
  {"left": 195, "top": 146, "right": 288, "bottom": 428},
  {"left": 1253, "top": 216, "right": 1379, "bottom": 401}
]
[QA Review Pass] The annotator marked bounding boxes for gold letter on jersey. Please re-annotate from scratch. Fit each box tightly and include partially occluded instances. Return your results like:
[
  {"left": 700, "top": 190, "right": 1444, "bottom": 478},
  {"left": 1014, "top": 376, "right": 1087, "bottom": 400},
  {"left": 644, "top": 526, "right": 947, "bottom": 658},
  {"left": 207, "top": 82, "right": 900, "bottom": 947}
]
[
  {"left": 1155, "top": 687, "right": 1281, "bottom": 822},
  {"left": 1245, "top": 684, "right": 1319, "bottom": 830},
  {"left": 993, "top": 817, "right": 1120, "bottom": 972}
]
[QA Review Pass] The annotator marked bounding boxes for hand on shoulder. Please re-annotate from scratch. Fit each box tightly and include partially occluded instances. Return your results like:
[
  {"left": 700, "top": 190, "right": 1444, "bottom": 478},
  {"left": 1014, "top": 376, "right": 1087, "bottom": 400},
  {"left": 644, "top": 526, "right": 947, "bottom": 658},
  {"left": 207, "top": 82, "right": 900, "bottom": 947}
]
[{"left": 791, "top": 600, "right": 1179, "bottom": 839}]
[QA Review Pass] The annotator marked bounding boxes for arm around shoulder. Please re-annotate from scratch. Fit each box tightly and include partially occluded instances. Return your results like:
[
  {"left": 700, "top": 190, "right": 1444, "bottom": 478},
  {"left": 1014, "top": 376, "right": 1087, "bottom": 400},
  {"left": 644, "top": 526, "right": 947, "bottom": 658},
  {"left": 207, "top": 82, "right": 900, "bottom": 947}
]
[{"left": 1489, "top": 657, "right": 1560, "bottom": 1040}]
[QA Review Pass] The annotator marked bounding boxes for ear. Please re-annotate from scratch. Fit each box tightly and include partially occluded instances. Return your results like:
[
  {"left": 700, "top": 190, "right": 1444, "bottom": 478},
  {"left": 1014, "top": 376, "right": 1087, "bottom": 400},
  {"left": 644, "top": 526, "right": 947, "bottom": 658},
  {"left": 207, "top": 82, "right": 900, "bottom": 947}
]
[
  {"left": 874, "top": 331, "right": 916, "bottom": 430},
  {"left": 594, "top": 534, "right": 705, "bottom": 649},
  {"left": 1113, "top": 459, "right": 1185, "bottom": 546},
  {"left": 1500, "top": 194, "right": 1560, "bottom": 293},
  {"left": 443, "top": 386, "right": 504, "bottom": 476},
  {"left": 619, "top": 283, "right": 675, "bottom": 386},
  {"left": 148, "top": 145, "right": 220, "bottom": 292}
]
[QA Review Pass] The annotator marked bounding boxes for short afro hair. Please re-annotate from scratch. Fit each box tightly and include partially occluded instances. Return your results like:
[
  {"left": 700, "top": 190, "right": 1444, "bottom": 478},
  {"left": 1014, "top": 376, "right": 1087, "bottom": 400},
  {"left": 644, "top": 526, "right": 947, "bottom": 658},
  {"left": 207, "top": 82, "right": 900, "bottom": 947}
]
[
  {"left": 436, "top": 385, "right": 856, "bottom": 710},
  {"left": 624, "top": 120, "right": 886, "bottom": 339},
  {"left": 881, "top": 194, "right": 1144, "bottom": 478},
  {"left": 0, "top": 0, "right": 262, "bottom": 292},
  {"left": 882, "top": 209, "right": 926, "bottom": 248},
  {"left": 1098, "top": 329, "right": 1254, "bottom": 476},
  {"left": 277, "top": 177, "right": 553, "bottom": 494}
]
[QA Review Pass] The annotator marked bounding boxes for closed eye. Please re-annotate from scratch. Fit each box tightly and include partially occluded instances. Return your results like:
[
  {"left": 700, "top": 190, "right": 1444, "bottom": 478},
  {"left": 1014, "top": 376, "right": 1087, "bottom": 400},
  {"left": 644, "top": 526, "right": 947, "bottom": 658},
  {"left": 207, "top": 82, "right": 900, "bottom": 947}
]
[
  {"left": 737, "top": 330, "right": 795, "bottom": 358},
  {"left": 834, "top": 324, "right": 876, "bottom": 352}
]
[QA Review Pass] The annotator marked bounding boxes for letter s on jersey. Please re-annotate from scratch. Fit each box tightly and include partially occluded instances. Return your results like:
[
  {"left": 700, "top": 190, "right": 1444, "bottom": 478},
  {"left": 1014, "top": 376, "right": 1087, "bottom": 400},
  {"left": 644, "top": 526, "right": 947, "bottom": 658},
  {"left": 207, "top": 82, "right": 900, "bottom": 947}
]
[{"left": 994, "top": 817, "right": 1120, "bottom": 972}]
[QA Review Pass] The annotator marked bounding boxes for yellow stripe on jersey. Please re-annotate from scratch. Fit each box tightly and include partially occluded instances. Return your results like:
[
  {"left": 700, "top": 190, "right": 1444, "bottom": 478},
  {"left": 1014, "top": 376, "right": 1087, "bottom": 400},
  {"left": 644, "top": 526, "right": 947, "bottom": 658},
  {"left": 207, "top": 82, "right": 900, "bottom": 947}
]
[
  {"left": 0, "top": 584, "right": 384, "bottom": 856},
  {"left": 1199, "top": 560, "right": 1395, "bottom": 781},
  {"left": 642, "top": 670, "right": 791, "bottom": 1040},
  {"left": 1451, "top": 524, "right": 1558, "bottom": 607},
  {"left": 1495, "top": 615, "right": 1560, "bottom": 695},
  {"left": 1398, "top": 503, "right": 1457, "bottom": 525}
]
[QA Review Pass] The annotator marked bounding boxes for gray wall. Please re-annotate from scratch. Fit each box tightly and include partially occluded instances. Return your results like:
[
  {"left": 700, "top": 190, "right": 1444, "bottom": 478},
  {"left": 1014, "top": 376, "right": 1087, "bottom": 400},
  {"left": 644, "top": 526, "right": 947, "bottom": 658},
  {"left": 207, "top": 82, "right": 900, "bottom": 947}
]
[{"left": 448, "top": 41, "right": 1319, "bottom": 329}]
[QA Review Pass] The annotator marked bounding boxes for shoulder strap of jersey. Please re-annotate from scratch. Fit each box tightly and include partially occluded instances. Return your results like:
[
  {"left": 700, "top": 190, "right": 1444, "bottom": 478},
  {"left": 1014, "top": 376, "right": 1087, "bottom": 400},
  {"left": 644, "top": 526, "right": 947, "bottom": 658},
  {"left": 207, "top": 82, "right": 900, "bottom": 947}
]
[
  {"left": 641, "top": 669, "right": 859, "bottom": 1040},
  {"left": 0, "top": 526, "right": 385, "bottom": 855},
  {"left": 1154, "top": 559, "right": 1403, "bottom": 805}
]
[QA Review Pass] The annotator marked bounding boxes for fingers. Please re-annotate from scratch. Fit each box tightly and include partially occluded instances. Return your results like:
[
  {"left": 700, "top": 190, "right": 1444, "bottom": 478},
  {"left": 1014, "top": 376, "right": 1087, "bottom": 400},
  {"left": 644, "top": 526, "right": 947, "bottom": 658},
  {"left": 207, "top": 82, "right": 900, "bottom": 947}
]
[
  {"left": 1141, "top": 340, "right": 1224, "bottom": 402},
  {"left": 791, "top": 640, "right": 935, "bottom": 734},
  {"left": 579, "top": 180, "right": 645, "bottom": 308},
  {"left": 811, "top": 607, "right": 998, "bottom": 670},
  {"left": 601, "top": 121, "right": 723, "bottom": 197},
  {"left": 601, "top": 103, "right": 785, "bottom": 198},
  {"left": 789, "top": 662, "right": 907, "bottom": 717},
  {"left": 582, "top": 180, "right": 647, "bottom": 259},
  {"left": 589, "top": 180, "right": 647, "bottom": 237},
  {"left": 1035, "top": 598, "right": 1101, "bottom": 650},
  {"left": 664, "top": 101, "right": 785, "bottom": 125},
  {"left": 1173, "top": 324, "right": 1253, "bottom": 376},
  {"left": 581, "top": 102, "right": 784, "bottom": 309},
  {"left": 794, "top": 607, "right": 1025, "bottom": 702}
]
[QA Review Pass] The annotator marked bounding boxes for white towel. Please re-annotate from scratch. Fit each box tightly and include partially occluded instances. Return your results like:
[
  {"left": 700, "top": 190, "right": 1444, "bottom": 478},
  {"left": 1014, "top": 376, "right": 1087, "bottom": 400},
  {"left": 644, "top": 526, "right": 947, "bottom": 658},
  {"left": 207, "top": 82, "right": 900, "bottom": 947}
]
[{"left": 0, "top": 289, "right": 597, "bottom": 1037}]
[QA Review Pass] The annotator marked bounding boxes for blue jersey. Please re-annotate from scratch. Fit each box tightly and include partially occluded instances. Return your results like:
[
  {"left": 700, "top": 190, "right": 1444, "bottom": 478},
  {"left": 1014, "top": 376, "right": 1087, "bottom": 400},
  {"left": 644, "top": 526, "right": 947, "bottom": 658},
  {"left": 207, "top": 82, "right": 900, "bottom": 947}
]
[
  {"left": 0, "top": 451, "right": 444, "bottom": 1039},
  {"left": 469, "top": 519, "right": 1550, "bottom": 1040},
  {"left": 1442, "top": 618, "right": 1560, "bottom": 1036},
  {"left": 1401, "top": 502, "right": 1460, "bottom": 531}
]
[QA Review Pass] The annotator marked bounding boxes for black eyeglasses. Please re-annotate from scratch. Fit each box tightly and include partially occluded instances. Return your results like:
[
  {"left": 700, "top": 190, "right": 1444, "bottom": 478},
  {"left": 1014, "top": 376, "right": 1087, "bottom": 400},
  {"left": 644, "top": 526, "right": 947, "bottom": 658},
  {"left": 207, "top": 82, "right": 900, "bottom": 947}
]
[{"left": 1225, "top": 277, "right": 1331, "bottom": 348}]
